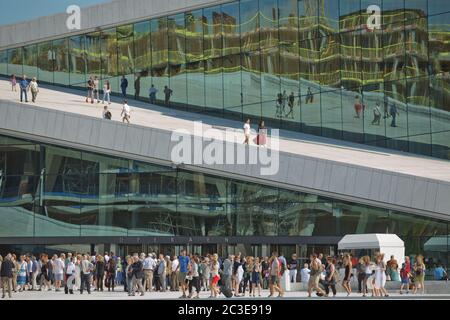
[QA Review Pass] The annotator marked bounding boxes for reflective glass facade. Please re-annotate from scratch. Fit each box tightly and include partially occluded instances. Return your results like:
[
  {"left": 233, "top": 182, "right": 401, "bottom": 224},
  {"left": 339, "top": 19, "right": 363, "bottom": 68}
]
[
  {"left": 0, "top": 0, "right": 449, "bottom": 159},
  {"left": 0, "top": 134, "right": 448, "bottom": 265}
]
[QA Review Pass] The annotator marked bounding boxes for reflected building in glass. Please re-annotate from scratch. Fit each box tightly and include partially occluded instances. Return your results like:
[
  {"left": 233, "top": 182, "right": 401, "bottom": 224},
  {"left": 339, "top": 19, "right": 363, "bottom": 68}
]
[
  {"left": 0, "top": 0, "right": 449, "bottom": 159},
  {"left": 0, "top": 134, "right": 448, "bottom": 264}
]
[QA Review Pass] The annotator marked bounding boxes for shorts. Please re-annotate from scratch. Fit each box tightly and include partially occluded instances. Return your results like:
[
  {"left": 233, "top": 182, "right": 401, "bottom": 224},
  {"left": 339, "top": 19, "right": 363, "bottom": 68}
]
[
  {"left": 179, "top": 272, "right": 187, "bottom": 283},
  {"left": 308, "top": 274, "right": 320, "bottom": 287},
  {"left": 401, "top": 277, "right": 409, "bottom": 284},
  {"left": 270, "top": 275, "right": 280, "bottom": 285},
  {"left": 55, "top": 273, "right": 64, "bottom": 281},
  {"left": 87, "top": 89, "right": 93, "bottom": 98},
  {"left": 212, "top": 275, "right": 220, "bottom": 286}
]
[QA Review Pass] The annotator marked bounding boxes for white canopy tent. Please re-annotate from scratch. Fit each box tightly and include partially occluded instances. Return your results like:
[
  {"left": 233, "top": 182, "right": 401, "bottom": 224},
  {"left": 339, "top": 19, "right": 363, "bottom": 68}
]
[
  {"left": 338, "top": 234, "right": 405, "bottom": 266},
  {"left": 424, "top": 236, "right": 449, "bottom": 252}
]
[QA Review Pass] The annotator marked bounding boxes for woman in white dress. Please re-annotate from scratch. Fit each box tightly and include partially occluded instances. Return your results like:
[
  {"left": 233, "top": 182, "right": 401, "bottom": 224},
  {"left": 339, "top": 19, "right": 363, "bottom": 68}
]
[
  {"left": 74, "top": 254, "right": 82, "bottom": 291},
  {"left": 374, "top": 253, "right": 389, "bottom": 297}
]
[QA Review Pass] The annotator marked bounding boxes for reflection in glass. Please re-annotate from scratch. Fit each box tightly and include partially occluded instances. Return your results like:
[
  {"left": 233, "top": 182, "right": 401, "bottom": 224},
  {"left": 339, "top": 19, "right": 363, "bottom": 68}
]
[
  {"left": 134, "top": 21, "right": 152, "bottom": 99},
  {"left": 222, "top": 1, "right": 242, "bottom": 116},
  {"left": 23, "top": 45, "right": 37, "bottom": 79},
  {"left": 186, "top": 10, "right": 205, "bottom": 109},
  {"left": 117, "top": 26, "right": 133, "bottom": 95},
  {"left": 7, "top": 47, "right": 23, "bottom": 77},
  {"left": 37, "top": 42, "right": 54, "bottom": 83},
  {"left": 0, "top": 50, "right": 7, "bottom": 75},
  {"left": 240, "top": 0, "right": 259, "bottom": 52},
  {"left": 85, "top": 32, "right": 101, "bottom": 80},
  {"left": 151, "top": 18, "right": 169, "bottom": 101},
  {"left": 168, "top": 14, "right": 187, "bottom": 106},
  {"left": 69, "top": 36, "right": 86, "bottom": 87},
  {"left": 203, "top": 6, "right": 223, "bottom": 114},
  {"left": 53, "top": 38, "right": 69, "bottom": 85}
]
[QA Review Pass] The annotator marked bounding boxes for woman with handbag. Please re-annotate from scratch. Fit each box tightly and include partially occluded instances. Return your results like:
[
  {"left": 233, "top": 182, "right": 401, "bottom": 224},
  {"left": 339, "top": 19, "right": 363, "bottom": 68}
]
[{"left": 413, "top": 255, "right": 426, "bottom": 295}]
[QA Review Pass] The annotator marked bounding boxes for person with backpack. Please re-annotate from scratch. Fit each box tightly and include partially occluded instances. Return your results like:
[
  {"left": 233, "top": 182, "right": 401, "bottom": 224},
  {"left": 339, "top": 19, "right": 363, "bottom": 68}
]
[
  {"left": 102, "top": 105, "right": 112, "bottom": 120},
  {"left": 308, "top": 254, "right": 325, "bottom": 297}
]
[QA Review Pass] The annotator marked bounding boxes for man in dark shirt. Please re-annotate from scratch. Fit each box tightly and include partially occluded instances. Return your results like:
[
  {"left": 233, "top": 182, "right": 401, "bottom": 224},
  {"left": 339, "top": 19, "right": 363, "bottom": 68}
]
[
  {"left": 1, "top": 254, "right": 15, "bottom": 298},
  {"left": 19, "top": 75, "right": 29, "bottom": 103},
  {"left": 288, "top": 254, "right": 299, "bottom": 283},
  {"left": 131, "top": 256, "right": 145, "bottom": 296},
  {"left": 121, "top": 75, "right": 128, "bottom": 97}
]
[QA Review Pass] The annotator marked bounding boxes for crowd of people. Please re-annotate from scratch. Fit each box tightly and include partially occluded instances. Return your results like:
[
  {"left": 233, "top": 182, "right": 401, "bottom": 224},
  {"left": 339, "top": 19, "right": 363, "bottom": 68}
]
[{"left": 0, "top": 250, "right": 445, "bottom": 299}]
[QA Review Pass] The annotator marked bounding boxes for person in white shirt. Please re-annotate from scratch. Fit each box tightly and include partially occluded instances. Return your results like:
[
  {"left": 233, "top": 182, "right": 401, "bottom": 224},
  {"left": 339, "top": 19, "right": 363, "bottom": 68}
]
[
  {"left": 30, "top": 78, "right": 39, "bottom": 103},
  {"left": 53, "top": 254, "right": 65, "bottom": 292},
  {"left": 171, "top": 256, "right": 179, "bottom": 291},
  {"left": 143, "top": 254, "right": 156, "bottom": 292},
  {"left": 104, "top": 253, "right": 110, "bottom": 263},
  {"left": 243, "top": 119, "right": 251, "bottom": 145},
  {"left": 65, "top": 257, "right": 76, "bottom": 294},
  {"left": 121, "top": 100, "right": 131, "bottom": 124},
  {"left": 301, "top": 263, "right": 311, "bottom": 290}
]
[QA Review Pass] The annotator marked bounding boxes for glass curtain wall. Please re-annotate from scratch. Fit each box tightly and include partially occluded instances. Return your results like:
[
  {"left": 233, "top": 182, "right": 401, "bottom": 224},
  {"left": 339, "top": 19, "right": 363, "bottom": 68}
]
[
  {"left": 0, "top": 0, "right": 449, "bottom": 160},
  {"left": 0, "top": 134, "right": 448, "bottom": 267}
]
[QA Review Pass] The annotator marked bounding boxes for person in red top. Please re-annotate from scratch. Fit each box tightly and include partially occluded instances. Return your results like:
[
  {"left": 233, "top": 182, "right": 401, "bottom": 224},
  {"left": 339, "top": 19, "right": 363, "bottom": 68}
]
[{"left": 404, "top": 256, "right": 411, "bottom": 273}]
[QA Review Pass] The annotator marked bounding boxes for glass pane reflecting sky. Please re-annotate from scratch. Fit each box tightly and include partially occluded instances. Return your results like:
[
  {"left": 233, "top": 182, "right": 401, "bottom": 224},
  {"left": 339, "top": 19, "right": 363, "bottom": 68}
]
[{"left": 0, "top": 0, "right": 111, "bottom": 26}]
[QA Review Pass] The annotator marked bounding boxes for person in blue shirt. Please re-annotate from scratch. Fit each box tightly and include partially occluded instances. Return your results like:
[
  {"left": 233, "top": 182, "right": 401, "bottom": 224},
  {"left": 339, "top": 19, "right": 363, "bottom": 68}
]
[
  {"left": 120, "top": 75, "right": 128, "bottom": 98},
  {"left": 19, "top": 75, "right": 29, "bottom": 103},
  {"left": 434, "top": 265, "right": 447, "bottom": 280},
  {"left": 178, "top": 249, "right": 190, "bottom": 298}
]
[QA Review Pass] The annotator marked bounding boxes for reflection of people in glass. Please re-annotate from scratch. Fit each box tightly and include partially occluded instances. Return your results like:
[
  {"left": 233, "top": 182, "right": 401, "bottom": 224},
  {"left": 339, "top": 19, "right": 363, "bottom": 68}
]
[
  {"left": 256, "top": 121, "right": 267, "bottom": 147},
  {"left": 383, "top": 99, "right": 390, "bottom": 119},
  {"left": 389, "top": 103, "right": 399, "bottom": 127},
  {"left": 164, "top": 86, "right": 173, "bottom": 106},
  {"left": 286, "top": 92, "right": 295, "bottom": 119},
  {"left": 276, "top": 93, "right": 283, "bottom": 118},
  {"left": 134, "top": 74, "right": 141, "bottom": 99},
  {"left": 354, "top": 95, "right": 362, "bottom": 119},
  {"left": 282, "top": 90, "right": 288, "bottom": 114},
  {"left": 372, "top": 102, "right": 381, "bottom": 125},
  {"left": 149, "top": 84, "right": 158, "bottom": 104},
  {"left": 120, "top": 75, "right": 128, "bottom": 97},
  {"left": 243, "top": 119, "right": 251, "bottom": 145},
  {"left": 305, "top": 87, "right": 313, "bottom": 104}
]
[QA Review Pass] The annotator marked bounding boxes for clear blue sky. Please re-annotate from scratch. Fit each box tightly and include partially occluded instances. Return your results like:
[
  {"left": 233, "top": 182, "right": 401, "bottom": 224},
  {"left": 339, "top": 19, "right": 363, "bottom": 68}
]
[{"left": 0, "top": 0, "right": 111, "bottom": 26}]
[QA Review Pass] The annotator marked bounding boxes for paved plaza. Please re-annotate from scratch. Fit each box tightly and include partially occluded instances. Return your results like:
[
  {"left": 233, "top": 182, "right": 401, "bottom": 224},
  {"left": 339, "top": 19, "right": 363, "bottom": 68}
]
[{"left": 4, "top": 286, "right": 449, "bottom": 300}]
